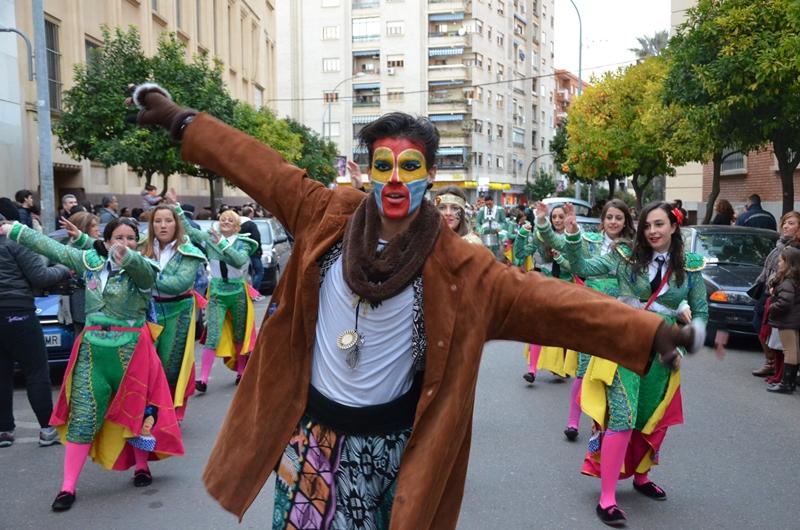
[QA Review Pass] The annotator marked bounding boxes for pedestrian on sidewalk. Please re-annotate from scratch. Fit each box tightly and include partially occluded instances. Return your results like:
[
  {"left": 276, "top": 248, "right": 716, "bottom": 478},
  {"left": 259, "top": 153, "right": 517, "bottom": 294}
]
[
  {"left": 0, "top": 203, "right": 71, "bottom": 449},
  {"left": 0, "top": 217, "right": 184, "bottom": 511},
  {"left": 563, "top": 202, "right": 709, "bottom": 527},
  {"left": 127, "top": 84, "right": 699, "bottom": 529},
  {"left": 765, "top": 246, "right": 800, "bottom": 394}
]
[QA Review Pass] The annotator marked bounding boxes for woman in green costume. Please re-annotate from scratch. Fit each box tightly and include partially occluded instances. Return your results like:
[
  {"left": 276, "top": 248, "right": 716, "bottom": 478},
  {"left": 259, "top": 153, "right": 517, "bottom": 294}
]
[
  {"left": 535, "top": 199, "right": 636, "bottom": 442},
  {"left": 562, "top": 201, "right": 708, "bottom": 527},
  {"left": 140, "top": 205, "right": 206, "bottom": 420},
  {"left": 513, "top": 203, "right": 575, "bottom": 384},
  {"left": 165, "top": 192, "right": 258, "bottom": 392},
  {"left": 0, "top": 218, "right": 184, "bottom": 512}
]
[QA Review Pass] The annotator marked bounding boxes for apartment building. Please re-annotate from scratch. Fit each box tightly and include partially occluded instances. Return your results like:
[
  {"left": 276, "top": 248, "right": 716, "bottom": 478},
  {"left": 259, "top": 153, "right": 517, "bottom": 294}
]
[
  {"left": 276, "top": 0, "right": 557, "bottom": 205},
  {"left": 553, "top": 68, "right": 581, "bottom": 128},
  {"left": 4, "top": 0, "right": 276, "bottom": 211}
]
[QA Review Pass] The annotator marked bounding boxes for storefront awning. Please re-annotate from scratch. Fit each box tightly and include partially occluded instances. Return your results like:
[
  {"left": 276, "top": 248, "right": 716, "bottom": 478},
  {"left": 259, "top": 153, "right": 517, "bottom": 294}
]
[
  {"left": 352, "top": 49, "right": 380, "bottom": 57},
  {"left": 428, "top": 47, "right": 464, "bottom": 57},
  {"left": 353, "top": 82, "right": 380, "bottom": 90},
  {"left": 429, "top": 12, "right": 465, "bottom": 22},
  {"left": 437, "top": 146, "right": 467, "bottom": 156},
  {"left": 429, "top": 79, "right": 464, "bottom": 87},
  {"left": 429, "top": 114, "right": 465, "bottom": 122}
]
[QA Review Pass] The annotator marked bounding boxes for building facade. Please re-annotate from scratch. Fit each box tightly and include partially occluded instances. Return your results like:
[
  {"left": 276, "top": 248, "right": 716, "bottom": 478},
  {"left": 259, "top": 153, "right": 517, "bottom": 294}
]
[
  {"left": 553, "top": 68, "right": 581, "bottom": 129},
  {"left": 276, "top": 0, "right": 557, "bottom": 206},
  {"left": 7, "top": 0, "right": 276, "bottom": 213}
]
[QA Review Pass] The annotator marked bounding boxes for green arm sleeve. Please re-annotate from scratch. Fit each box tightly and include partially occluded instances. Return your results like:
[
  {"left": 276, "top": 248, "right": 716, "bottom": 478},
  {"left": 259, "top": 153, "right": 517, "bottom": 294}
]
[
  {"left": 211, "top": 238, "right": 251, "bottom": 268},
  {"left": 10, "top": 222, "right": 89, "bottom": 276},
  {"left": 687, "top": 270, "right": 709, "bottom": 324},
  {"left": 71, "top": 232, "right": 95, "bottom": 250},
  {"left": 154, "top": 255, "right": 202, "bottom": 296},
  {"left": 535, "top": 218, "right": 567, "bottom": 252},
  {"left": 512, "top": 228, "right": 537, "bottom": 265},
  {"left": 119, "top": 249, "right": 159, "bottom": 290},
  {"left": 175, "top": 204, "right": 209, "bottom": 245},
  {"left": 562, "top": 231, "right": 616, "bottom": 277}
]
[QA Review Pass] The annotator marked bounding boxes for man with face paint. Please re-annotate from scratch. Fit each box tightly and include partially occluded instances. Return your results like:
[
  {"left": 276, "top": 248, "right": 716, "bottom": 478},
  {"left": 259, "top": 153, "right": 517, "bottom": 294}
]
[{"left": 126, "top": 85, "right": 703, "bottom": 530}]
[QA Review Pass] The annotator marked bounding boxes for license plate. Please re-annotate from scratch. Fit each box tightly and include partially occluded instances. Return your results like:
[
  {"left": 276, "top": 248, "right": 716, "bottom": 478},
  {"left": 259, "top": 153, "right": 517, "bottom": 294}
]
[{"left": 44, "top": 334, "right": 61, "bottom": 347}]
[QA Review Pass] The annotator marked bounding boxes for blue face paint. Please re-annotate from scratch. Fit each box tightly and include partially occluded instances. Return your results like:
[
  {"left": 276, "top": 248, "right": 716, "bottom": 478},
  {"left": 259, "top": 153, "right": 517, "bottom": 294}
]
[{"left": 406, "top": 179, "right": 429, "bottom": 215}]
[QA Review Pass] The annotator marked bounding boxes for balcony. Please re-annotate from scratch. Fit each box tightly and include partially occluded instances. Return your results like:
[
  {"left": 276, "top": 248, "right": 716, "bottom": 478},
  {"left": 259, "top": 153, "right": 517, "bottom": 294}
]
[
  {"left": 353, "top": 84, "right": 381, "bottom": 108},
  {"left": 428, "top": 63, "right": 471, "bottom": 82}
]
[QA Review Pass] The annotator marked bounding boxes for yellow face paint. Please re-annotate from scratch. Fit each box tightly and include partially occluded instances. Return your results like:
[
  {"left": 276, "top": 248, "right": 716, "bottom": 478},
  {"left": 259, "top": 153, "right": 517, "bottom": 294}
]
[{"left": 370, "top": 147, "right": 428, "bottom": 185}]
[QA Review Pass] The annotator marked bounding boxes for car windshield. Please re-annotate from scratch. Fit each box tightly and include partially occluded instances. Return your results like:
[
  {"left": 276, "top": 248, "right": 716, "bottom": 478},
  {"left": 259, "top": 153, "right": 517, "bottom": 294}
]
[{"left": 691, "top": 231, "right": 777, "bottom": 266}]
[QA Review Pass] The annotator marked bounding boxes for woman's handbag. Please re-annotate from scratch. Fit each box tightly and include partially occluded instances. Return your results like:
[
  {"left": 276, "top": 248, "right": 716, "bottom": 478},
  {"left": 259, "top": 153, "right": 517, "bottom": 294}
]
[{"left": 747, "top": 280, "right": 766, "bottom": 301}]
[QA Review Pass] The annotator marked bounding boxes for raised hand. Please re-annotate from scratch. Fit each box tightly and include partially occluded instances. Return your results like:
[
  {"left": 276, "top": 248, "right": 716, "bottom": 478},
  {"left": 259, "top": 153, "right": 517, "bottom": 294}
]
[
  {"left": 534, "top": 201, "right": 548, "bottom": 221},
  {"left": 125, "top": 83, "right": 196, "bottom": 139},
  {"left": 564, "top": 211, "right": 578, "bottom": 234},
  {"left": 59, "top": 216, "right": 81, "bottom": 239},
  {"left": 110, "top": 243, "right": 128, "bottom": 265},
  {"left": 209, "top": 227, "right": 222, "bottom": 245},
  {"left": 347, "top": 160, "right": 364, "bottom": 189},
  {"left": 563, "top": 202, "right": 575, "bottom": 218}
]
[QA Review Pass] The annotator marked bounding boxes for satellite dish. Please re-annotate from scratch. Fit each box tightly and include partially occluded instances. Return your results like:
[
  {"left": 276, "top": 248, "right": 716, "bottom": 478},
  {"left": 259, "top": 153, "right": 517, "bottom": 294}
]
[{"left": 457, "top": 26, "right": 466, "bottom": 36}]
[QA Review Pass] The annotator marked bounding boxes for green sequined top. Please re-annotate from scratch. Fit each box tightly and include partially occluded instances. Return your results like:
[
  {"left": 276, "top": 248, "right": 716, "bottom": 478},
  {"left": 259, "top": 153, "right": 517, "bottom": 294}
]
[
  {"left": 562, "top": 228, "right": 709, "bottom": 322},
  {"left": 175, "top": 205, "right": 257, "bottom": 270},
  {"left": 9, "top": 222, "right": 158, "bottom": 325},
  {"left": 149, "top": 236, "right": 207, "bottom": 298},
  {"left": 512, "top": 223, "right": 572, "bottom": 279}
]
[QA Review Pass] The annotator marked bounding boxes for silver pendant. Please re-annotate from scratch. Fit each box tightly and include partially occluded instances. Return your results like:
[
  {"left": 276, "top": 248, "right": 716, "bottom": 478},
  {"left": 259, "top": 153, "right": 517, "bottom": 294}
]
[{"left": 337, "top": 329, "right": 365, "bottom": 369}]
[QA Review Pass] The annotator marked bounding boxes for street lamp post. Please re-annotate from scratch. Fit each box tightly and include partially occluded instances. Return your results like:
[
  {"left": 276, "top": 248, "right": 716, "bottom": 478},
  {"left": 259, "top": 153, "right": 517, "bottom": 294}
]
[
  {"left": 567, "top": 0, "right": 583, "bottom": 201},
  {"left": 525, "top": 152, "right": 555, "bottom": 202},
  {"left": 322, "top": 72, "right": 366, "bottom": 143}
]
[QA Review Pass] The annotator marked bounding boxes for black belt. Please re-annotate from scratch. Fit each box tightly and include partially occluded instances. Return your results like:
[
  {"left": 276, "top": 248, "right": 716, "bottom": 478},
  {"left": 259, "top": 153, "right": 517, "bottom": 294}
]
[
  {"left": 153, "top": 292, "right": 193, "bottom": 303},
  {"left": 305, "top": 371, "right": 423, "bottom": 436}
]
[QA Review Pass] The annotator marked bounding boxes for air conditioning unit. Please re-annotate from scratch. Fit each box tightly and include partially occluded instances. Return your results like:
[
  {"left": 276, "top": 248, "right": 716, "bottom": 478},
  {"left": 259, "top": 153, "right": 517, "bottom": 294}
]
[{"left": 387, "top": 67, "right": 396, "bottom": 75}]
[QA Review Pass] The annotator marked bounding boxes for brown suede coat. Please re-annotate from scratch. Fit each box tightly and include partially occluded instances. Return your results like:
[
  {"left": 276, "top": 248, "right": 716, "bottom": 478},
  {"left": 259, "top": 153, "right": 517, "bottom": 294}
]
[{"left": 183, "top": 113, "right": 664, "bottom": 529}]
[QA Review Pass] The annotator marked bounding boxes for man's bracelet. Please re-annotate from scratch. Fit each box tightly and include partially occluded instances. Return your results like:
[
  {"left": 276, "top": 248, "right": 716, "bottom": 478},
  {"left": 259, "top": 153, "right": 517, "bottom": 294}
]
[{"left": 170, "top": 112, "right": 197, "bottom": 143}]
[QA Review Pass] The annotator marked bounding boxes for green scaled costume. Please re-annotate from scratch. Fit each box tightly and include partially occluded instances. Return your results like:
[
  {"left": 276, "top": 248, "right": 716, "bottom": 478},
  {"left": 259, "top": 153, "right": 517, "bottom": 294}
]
[
  {"left": 150, "top": 236, "right": 206, "bottom": 415},
  {"left": 512, "top": 222, "right": 572, "bottom": 280},
  {"left": 176, "top": 205, "right": 258, "bottom": 361},
  {"left": 9, "top": 222, "right": 159, "bottom": 444},
  {"left": 563, "top": 230, "right": 708, "bottom": 477}
]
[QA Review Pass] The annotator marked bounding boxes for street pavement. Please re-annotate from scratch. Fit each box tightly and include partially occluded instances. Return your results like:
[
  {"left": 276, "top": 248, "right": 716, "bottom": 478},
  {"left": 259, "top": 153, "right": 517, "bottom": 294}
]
[{"left": 3, "top": 301, "right": 799, "bottom": 529}]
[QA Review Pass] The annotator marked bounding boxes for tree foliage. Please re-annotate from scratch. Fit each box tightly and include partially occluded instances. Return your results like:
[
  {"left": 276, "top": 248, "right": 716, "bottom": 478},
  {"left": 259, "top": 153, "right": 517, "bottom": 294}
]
[
  {"left": 629, "top": 30, "right": 670, "bottom": 60},
  {"left": 665, "top": 0, "right": 800, "bottom": 215},
  {"left": 525, "top": 168, "right": 556, "bottom": 202},
  {"left": 233, "top": 103, "right": 303, "bottom": 163},
  {"left": 285, "top": 118, "right": 339, "bottom": 186}
]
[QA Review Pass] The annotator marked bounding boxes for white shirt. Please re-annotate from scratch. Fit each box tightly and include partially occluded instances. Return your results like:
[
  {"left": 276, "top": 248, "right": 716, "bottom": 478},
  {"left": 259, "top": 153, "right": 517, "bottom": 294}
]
[
  {"left": 648, "top": 252, "right": 670, "bottom": 296},
  {"left": 98, "top": 260, "right": 120, "bottom": 292},
  {"left": 153, "top": 239, "right": 177, "bottom": 269},
  {"left": 600, "top": 233, "right": 614, "bottom": 255},
  {"left": 311, "top": 254, "right": 415, "bottom": 407}
]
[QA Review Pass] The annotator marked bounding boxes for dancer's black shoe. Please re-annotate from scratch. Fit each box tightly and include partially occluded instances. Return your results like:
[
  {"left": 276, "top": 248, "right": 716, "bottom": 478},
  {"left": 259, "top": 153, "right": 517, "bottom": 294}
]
[
  {"left": 522, "top": 372, "right": 535, "bottom": 384},
  {"left": 563, "top": 427, "right": 579, "bottom": 441},
  {"left": 51, "top": 491, "right": 76, "bottom": 511},
  {"left": 195, "top": 380, "right": 207, "bottom": 393},
  {"left": 596, "top": 504, "right": 627, "bottom": 526},
  {"left": 633, "top": 481, "right": 667, "bottom": 500},
  {"left": 133, "top": 469, "right": 153, "bottom": 487}
]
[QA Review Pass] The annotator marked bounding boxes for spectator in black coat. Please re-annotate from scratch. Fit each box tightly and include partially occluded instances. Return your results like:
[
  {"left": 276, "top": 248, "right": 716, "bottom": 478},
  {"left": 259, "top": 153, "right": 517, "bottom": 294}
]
[
  {"left": 711, "top": 199, "right": 735, "bottom": 225},
  {"left": 736, "top": 194, "right": 777, "bottom": 231},
  {"left": 14, "top": 190, "right": 35, "bottom": 228}
]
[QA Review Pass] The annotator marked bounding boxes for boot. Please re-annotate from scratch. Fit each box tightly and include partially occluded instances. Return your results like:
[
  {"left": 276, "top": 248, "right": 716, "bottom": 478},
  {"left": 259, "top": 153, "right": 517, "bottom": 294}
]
[
  {"left": 766, "top": 352, "right": 784, "bottom": 384},
  {"left": 766, "top": 363, "right": 797, "bottom": 394},
  {"left": 752, "top": 351, "right": 775, "bottom": 376}
]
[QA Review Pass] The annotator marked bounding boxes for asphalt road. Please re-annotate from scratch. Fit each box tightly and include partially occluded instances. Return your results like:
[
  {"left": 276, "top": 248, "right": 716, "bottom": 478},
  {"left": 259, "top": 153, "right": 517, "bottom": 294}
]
[{"left": 3, "top": 303, "right": 799, "bottom": 529}]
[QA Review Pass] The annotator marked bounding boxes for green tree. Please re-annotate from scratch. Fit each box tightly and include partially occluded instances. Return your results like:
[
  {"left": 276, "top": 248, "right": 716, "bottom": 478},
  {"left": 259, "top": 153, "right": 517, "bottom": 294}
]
[
  {"left": 285, "top": 118, "right": 339, "bottom": 186},
  {"left": 551, "top": 119, "right": 619, "bottom": 197},
  {"left": 665, "top": 0, "right": 800, "bottom": 215},
  {"left": 233, "top": 103, "right": 303, "bottom": 163},
  {"left": 525, "top": 168, "right": 556, "bottom": 201},
  {"left": 629, "top": 30, "right": 670, "bottom": 61},
  {"left": 56, "top": 27, "right": 237, "bottom": 207}
]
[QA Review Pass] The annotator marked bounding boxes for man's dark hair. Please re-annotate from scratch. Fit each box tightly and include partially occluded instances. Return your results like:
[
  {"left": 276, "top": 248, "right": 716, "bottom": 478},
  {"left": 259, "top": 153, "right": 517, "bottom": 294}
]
[
  {"left": 358, "top": 112, "right": 440, "bottom": 170},
  {"left": 68, "top": 204, "right": 88, "bottom": 215},
  {"left": 483, "top": 194, "right": 494, "bottom": 202},
  {"left": 14, "top": 189, "right": 33, "bottom": 204},
  {"left": 0, "top": 197, "right": 20, "bottom": 221},
  {"left": 145, "top": 184, "right": 157, "bottom": 192},
  {"left": 748, "top": 194, "right": 762, "bottom": 206}
]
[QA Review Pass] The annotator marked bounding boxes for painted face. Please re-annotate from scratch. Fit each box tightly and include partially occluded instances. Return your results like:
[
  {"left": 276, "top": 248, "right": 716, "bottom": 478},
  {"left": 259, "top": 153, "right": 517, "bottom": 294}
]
[
  {"left": 551, "top": 207, "right": 566, "bottom": 233},
  {"left": 107, "top": 224, "right": 138, "bottom": 250},
  {"left": 152, "top": 208, "right": 177, "bottom": 245},
  {"left": 370, "top": 137, "right": 430, "bottom": 219},
  {"left": 436, "top": 203, "right": 462, "bottom": 231},
  {"left": 602, "top": 207, "right": 626, "bottom": 239},
  {"left": 643, "top": 208, "right": 677, "bottom": 253}
]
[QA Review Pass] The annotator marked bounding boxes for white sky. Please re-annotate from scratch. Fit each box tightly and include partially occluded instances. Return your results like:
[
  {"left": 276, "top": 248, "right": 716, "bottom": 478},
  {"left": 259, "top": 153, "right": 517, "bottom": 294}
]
[{"left": 553, "top": 0, "right": 672, "bottom": 81}]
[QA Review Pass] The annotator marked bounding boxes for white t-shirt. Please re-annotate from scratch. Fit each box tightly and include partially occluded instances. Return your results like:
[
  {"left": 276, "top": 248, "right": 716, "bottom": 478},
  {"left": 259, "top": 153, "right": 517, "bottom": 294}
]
[{"left": 311, "top": 254, "right": 415, "bottom": 407}]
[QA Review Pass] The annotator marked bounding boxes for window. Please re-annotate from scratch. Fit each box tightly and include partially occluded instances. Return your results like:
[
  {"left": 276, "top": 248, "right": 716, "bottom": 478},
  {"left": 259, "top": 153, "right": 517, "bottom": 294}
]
[
  {"left": 386, "top": 55, "right": 405, "bottom": 68},
  {"left": 496, "top": 94, "right": 504, "bottom": 109},
  {"left": 323, "top": 91, "right": 339, "bottom": 103},
  {"left": 497, "top": 124, "right": 504, "bottom": 138},
  {"left": 487, "top": 58, "right": 492, "bottom": 73},
  {"left": 45, "top": 20, "right": 61, "bottom": 111},
  {"left": 473, "top": 119, "right": 483, "bottom": 133},
  {"left": 497, "top": 63, "right": 504, "bottom": 81},
  {"left": 196, "top": 0, "right": 202, "bottom": 40},
  {"left": 487, "top": 26, "right": 492, "bottom": 40},
  {"left": 721, "top": 149, "right": 746, "bottom": 174},
  {"left": 476, "top": 86, "right": 483, "bottom": 101},
  {"left": 497, "top": 31, "right": 504, "bottom": 47},
  {"left": 322, "top": 26, "right": 340, "bottom": 40},
  {"left": 254, "top": 86, "right": 264, "bottom": 110},
  {"left": 353, "top": 17, "right": 380, "bottom": 42},
  {"left": 487, "top": 155, "right": 492, "bottom": 169},
  {"left": 151, "top": 0, "right": 158, "bottom": 11},
  {"left": 85, "top": 39, "right": 100, "bottom": 65},
  {"left": 497, "top": 1, "right": 505, "bottom": 14},
  {"left": 477, "top": 153, "right": 483, "bottom": 166},
  {"left": 322, "top": 58, "right": 341, "bottom": 72},
  {"left": 474, "top": 19, "right": 483, "bottom": 35},
  {"left": 386, "top": 21, "right": 405, "bottom": 36},
  {"left": 176, "top": 0, "right": 183, "bottom": 28},
  {"left": 387, "top": 89, "right": 404, "bottom": 102},
  {"left": 496, "top": 155, "right": 504, "bottom": 169}
]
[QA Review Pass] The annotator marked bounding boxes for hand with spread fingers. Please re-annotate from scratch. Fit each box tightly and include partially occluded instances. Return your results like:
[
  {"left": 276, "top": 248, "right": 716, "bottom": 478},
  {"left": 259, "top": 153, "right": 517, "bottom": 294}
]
[
  {"left": 534, "top": 201, "right": 549, "bottom": 222},
  {"left": 347, "top": 160, "right": 364, "bottom": 190},
  {"left": 59, "top": 216, "right": 81, "bottom": 240}
]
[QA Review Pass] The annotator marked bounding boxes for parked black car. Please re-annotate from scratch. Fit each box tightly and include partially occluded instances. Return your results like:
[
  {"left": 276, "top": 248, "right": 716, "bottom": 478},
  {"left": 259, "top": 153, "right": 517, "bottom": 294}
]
[{"left": 681, "top": 225, "right": 779, "bottom": 343}]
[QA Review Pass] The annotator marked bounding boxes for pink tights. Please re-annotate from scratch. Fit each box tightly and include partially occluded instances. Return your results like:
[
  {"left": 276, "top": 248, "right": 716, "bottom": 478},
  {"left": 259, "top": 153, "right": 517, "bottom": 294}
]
[
  {"left": 200, "top": 347, "right": 216, "bottom": 384},
  {"left": 61, "top": 441, "right": 90, "bottom": 494},
  {"left": 235, "top": 348, "right": 248, "bottom": 377},
  {"left": 599, "top": 429, "right": 632, "bottom": 509},
  {"left": 528, "top": 344, "right": 541, "bottom": 374},
  {"left": 566, "top": 377, "right": 582, "bottom": 429}
]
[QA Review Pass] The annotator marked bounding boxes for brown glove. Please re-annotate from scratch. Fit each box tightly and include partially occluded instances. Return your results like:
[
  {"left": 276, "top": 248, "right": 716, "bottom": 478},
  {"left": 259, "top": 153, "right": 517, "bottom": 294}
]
[
  {"left": 126, "top": 83, "right": 196, "bottom": 142},
  {"left": 652, "top": 320, "right": 696, "bottom": 369}
]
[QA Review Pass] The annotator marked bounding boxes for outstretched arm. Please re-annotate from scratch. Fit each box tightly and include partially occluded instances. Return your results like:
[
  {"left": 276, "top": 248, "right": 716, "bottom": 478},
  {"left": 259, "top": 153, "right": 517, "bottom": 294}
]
[
  {"left": 561, "top": 229, "right": 616, "bottom": 277},
  {"left": 5, "top": 222, "right": 89, "bottom": 276}
]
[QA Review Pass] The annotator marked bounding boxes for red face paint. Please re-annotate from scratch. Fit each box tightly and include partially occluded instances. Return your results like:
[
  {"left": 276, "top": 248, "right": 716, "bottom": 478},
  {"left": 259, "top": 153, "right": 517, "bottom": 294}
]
[{"left": 371, "top": 137, "right": 429, "bottom": 219}]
